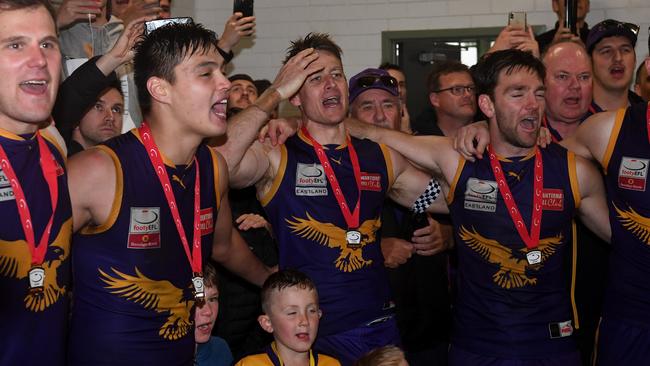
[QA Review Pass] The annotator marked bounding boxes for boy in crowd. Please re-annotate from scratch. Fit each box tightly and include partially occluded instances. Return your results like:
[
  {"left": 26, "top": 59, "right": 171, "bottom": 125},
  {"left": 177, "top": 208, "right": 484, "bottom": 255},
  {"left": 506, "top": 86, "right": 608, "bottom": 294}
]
[
  {"left": 195, "top": 262, "right": 233, "bottom": 366},
  {"left": 235, "top": 269, "right": 341, "bottom": 366}
]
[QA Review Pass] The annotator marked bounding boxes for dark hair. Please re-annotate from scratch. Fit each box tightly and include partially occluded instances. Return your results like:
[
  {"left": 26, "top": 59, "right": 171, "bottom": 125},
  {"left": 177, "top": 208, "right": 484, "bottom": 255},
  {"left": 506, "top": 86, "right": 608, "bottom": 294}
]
[
  {"left": 203, "top": 261, "right": 219, "bottom": 288},
  {"left": 106, "top": 78, "right": 124, "bottom": 98},
  {"left": 0, "top": 0, "right": 56, "bottom": 24},
  {"left": 228, "top": 73, "right": 254, "bottom": 84},
  {"left": 260, "top": 269, "right": 317, "bottom": 313},
  {"left": 378, "top": 62, "right": 402, "bottom": 72},
  {"left": 254, "top": 79, "right": 272, "bottom": 95},
  {"left": 284, "top": 32, "right": 342, "bottom": 64},
  {"left": 426, "top": 60, "right": 470, "bottom": 93},
  {"left": 133, "top": 22, "right": 218, "bottom": 114},
  {"left": 472, "top": 49, "right": 546, "bottom": 98}
]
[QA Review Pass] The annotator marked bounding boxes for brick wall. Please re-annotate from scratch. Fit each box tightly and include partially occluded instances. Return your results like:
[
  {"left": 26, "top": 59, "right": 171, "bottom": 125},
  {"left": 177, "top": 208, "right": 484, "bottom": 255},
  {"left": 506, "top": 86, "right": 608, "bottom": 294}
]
[{"left": 180, "top": 0, "right": 649, "bottom": 83}]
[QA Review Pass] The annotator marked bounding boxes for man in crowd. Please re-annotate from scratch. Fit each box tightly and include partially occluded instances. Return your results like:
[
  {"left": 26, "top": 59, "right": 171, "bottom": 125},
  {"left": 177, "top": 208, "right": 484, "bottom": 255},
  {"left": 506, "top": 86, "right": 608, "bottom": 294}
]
[
  {"left": 228, "top": 73, "right": 258, "bottom": 112},
  {"left": 379, "top": 62, "right": 410, "bottom": 133},
  {"left": 427, "top": 60, "right": 477, "bottom": 138},
  {"left": 218, "top": 33, "right": 447, "bottom": 365},
  {"left": 0, "top": 1, "right": 72, "bottom": 365},
  {"left": 586, "top": 19, "right": 643, "bottom": 115},
  {"left": 535, "top": 0, "right": 591, "bottom": 53},
  {"left": 65, "top": 21, "right": 312, "bottom": 364},
  {"left": 348, "top": 67, "right": 452, "bottom": 366},
  {"left": 346, "top": 49, "right": 610, "bottom": 365}
]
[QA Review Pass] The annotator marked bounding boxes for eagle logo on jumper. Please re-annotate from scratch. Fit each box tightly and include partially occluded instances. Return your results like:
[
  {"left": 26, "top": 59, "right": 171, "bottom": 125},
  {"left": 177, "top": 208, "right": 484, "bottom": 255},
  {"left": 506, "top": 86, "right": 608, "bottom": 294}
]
[
  {"left": 0, "top": 219, "right": 72, "bottom": 312},
  {"left": 614, "top": 204, "right": 650, "bottom": 244},
  {"left": 100, "top": 267, "right": 193, "bottom": 340},
  {"left": 286, "top": 212, "right": 381, "bottom": 272},
  {"left": 459, "top": 226, "right": 563, "bottom": 289}
]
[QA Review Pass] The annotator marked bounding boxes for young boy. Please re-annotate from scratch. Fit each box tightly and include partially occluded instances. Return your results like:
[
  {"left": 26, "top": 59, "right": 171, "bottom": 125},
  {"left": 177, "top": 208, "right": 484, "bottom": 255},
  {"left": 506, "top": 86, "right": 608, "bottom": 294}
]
[
  {"left": 235, "top": 270, "right": 341, "bottom": 366},
  {"left": 195, "top": 262, "right": 233, "bottom": 366}
]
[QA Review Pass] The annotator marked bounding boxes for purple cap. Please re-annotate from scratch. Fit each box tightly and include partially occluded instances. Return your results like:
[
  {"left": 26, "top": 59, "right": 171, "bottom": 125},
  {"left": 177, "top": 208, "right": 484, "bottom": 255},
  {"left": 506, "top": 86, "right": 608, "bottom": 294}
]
[
  {"left": 586, "top": 19, "right": 639, "bottom": 53},
  {"left": 348, "top": 68, "right": 399, "bottom": 103}
]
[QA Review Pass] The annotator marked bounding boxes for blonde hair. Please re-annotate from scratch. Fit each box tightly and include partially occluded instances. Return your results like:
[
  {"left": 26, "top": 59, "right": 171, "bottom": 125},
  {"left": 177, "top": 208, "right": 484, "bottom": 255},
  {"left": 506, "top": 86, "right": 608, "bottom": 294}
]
[{"left": 354, "top": 346, "right": 406, "bottom": 366}]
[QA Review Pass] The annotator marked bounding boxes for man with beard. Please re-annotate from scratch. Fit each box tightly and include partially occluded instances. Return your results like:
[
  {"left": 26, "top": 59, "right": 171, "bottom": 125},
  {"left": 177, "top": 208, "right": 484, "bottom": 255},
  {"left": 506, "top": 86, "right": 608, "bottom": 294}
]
[{"left": 346, "top": 49, "right": 610, "bottom": 365}]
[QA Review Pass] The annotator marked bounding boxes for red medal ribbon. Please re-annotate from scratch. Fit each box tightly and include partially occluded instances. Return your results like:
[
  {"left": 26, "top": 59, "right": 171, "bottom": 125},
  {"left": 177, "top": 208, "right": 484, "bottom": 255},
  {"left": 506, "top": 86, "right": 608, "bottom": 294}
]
[
  {"left": 300, "top": 126, "right": 361, "bottom": 229},
  {"left": 0, "top": 132, "right": 59, "bottom": 266},
  {"left": 541, "top": 114, "right": 559, "bottom": 143},
  {"left": 487, "top": 144, "right": 543, "bottom": 249},
  {"left": 139, "top": 123, "right": 202, "bottom": 276}
]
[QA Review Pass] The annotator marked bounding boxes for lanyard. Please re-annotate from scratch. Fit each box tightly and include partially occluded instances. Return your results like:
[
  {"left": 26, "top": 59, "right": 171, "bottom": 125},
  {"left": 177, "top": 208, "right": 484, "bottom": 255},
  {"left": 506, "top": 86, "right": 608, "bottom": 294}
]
[
  {"left": 300, "top": 126, "right": 361, "bottom": 229},
  {"left": 488, "top": 144, "right": 543, "bottom": 249},
  {"left": 139, "top": 123, "right": 202, "bottom": 276},
  {"left": 541, "top": 114, "right": 560, "bottom": 143},
  {"left": 0, "top": 132, "right": 58, "bottom": 267}
]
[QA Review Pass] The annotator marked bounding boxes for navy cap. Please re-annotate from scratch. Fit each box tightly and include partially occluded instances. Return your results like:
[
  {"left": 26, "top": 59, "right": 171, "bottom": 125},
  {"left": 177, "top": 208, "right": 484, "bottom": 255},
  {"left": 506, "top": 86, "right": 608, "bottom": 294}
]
[
  {"left": 348, "top": 68, "right": 398, "bottom": 103},
  {"left": 586, "top": 19, "right": 639, "bottom": 53}
]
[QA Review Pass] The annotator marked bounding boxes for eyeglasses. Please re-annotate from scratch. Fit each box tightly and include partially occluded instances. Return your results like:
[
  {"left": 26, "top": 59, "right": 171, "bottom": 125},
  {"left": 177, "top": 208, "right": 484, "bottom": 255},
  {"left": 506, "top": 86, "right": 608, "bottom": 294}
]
[
  {"left": 433, "top": 85, "right": 476, "bottom": 96},
  {"left": 354, "top": 75, "right": 398, "bottom": 90},
  {"left": 594, "top": 19, "right": 640, "bottom": 36}
]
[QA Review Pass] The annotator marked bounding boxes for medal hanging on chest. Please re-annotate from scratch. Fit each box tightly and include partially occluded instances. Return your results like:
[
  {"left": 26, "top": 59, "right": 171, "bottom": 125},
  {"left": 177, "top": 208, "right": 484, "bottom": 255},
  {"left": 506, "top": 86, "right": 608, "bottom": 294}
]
[
  {"left": 300, "top": 127, "right": 362, "bottom": 247},
  {"left": 139, "top": 123, "right": 205, "bottom": 305},
  {"left": 0, "top": 132, "right": 59, "bottom": 293},
  {"left": 488, "top": 145, "right": 544, "bottom": 265}
]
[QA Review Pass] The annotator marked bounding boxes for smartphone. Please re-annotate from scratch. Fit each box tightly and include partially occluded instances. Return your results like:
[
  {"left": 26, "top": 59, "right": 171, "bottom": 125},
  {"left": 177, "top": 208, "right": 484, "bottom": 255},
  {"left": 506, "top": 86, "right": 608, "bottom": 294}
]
[
  {"left": 233, "top": 0, "right": 254, "bottom": 17},
  {"left": 144, "top": 17, "right": 193, "bottom": 35},
  {"left": 563, "top": 0, "right": 577, "bottom": 35},
  {"left": 508, "top": 11, "right": 527, "bottom": 29}
]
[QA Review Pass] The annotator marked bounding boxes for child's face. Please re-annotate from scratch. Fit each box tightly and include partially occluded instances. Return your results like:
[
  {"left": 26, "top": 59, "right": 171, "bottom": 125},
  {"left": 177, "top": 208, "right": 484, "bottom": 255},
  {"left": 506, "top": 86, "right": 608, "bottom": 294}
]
[
  {"left": 260, "top": 287, "right": 321, "bottom": 355},
  {"left": 194, "top": 285, "right": 219, "bottom": 344}
]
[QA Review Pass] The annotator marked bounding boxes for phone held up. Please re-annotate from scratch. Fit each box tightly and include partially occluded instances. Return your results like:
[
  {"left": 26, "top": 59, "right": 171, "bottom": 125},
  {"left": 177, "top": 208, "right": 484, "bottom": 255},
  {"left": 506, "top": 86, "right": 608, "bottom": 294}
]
[
  {"left": 563, "top": 0, "right": 578, "bottom": 35},
  {"left": 233, "top": 0, "right": 254, "bottom": 18},
  {"left": 144, "top": 17, "right": 193, "bottom": 35},
  {"left": 508, "top": 11, "right": 527, "bottom": 29}
]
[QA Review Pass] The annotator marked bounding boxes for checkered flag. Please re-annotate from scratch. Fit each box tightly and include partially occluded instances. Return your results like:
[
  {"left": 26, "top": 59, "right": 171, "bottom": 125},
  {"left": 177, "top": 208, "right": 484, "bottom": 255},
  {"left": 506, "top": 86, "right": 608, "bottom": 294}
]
[{"left": 412, "top": 178, "right": 442, "bottom": 213}]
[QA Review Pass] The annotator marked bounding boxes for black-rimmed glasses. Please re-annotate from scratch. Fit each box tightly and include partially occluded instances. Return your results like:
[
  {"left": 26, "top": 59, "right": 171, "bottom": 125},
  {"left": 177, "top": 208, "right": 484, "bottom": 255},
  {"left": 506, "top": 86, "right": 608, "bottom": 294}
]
[{"left": 433, "top": 85, "right": 476, "bottom": 96}]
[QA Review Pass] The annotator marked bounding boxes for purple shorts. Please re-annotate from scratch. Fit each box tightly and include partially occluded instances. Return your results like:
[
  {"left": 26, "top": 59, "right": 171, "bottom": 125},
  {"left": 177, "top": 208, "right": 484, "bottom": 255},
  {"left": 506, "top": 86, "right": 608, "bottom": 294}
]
[
  {"left": 596, "top": 316, "right": 650, "bottom": 366},
  {"left": 449, "top": 345, "right": 581, "bottom": 366},
  {"left": 314, "top": 315, "right": 400, "bottom": 366}
]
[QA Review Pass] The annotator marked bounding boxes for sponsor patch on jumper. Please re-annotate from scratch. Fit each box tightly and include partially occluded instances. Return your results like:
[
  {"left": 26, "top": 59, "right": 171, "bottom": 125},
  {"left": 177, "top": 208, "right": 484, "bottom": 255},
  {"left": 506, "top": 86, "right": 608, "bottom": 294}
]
[
  {"left": 200, "top": 208, "right": 214, "bottom": 236},
  {"left": 549, "top": 320, "right": 573, "bottom": 339},
  {"left": 360, "top": 172, "right": 382, "bottom": 191},
  {"left": 464, "top": 178, "right": 498, "bottom": 212},
  {"left": 618, "top": 157, "right": 649, "bottom": 191},
  {"left": 542, "top": 189, "right": 564, "bottom": 211},
  {"left": 0, "top": 169, "right": 14, "bottom": 202},
  {"left": 127, "top": 207, "right": 161, "bottom": 249},
  {"left": 295, "top": 163, "right": 328, "bottom": 196}
]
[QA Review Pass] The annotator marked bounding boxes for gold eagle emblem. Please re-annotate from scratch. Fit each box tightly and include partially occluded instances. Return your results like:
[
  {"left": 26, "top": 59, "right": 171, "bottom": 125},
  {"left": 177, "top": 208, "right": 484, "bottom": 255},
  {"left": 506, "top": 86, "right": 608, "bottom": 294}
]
[
  {"left": 614, "top": 204, "right": 650, "bottom": 245},
  {"left": 459, "top": 226, "right": 563, "bottom": 289},
  {"left": 0, "top": 219, "right": 72, "bottom": 312},
  {"left": 286, "top": 212, "right": 381, "bottom": 272},
  {"left": 99, "top": 267, "right": 193, "bottom": 340}
]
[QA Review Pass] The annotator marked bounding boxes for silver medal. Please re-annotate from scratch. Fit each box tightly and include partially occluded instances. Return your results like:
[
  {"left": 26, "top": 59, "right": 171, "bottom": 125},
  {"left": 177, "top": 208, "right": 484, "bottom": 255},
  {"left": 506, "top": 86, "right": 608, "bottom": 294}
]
[
  {"left": 192, "top": 275, "right": 205, "bottom": 305},
  {"left": 28, "top": 267, "right": 45, "bottom": 292},
  {"left": 526, "top": 250, "right": 542, "bottom": 265},
  {"left": 346, "top": 230, "right": 361, "bottom": 247}
]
